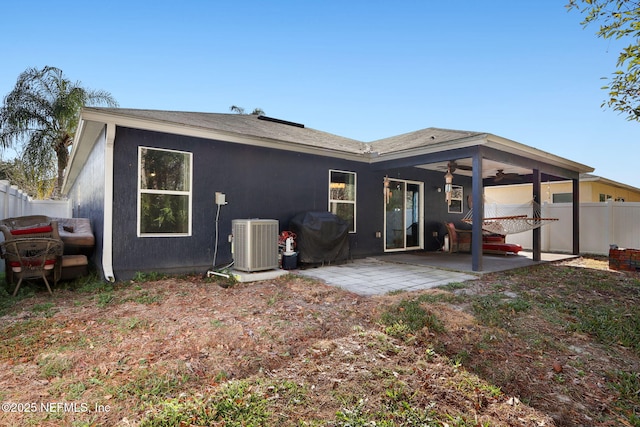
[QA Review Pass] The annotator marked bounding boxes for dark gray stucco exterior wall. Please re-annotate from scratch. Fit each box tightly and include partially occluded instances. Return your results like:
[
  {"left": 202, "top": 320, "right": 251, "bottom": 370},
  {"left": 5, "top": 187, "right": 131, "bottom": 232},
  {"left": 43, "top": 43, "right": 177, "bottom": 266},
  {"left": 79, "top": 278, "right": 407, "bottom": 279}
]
[{"left": 104, "top": 126, "right": 471, "bottom": 280}]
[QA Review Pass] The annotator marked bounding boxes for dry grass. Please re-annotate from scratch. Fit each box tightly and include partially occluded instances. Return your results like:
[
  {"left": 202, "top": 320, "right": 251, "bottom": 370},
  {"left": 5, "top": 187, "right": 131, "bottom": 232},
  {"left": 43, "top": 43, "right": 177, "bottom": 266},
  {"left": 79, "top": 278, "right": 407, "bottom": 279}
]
[{"left": 0, "top": 256, "right": 638, "bottom": 426}]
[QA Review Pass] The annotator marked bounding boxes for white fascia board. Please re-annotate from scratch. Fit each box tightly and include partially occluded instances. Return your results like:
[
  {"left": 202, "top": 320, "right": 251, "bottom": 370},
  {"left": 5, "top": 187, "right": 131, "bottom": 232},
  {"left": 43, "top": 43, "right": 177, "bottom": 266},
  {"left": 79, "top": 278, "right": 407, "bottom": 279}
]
[
  {"left": 484, "top": 134, "right": 594, "bottom": 174},
  {"left": 368, "top": 134, "right": 491, "bottom": 163},
  {"left": 79, "top": 109, "right": 367, "bottom": 163},
  {"left": 62, "top": 118, "right": 106, "bottom": 195}
]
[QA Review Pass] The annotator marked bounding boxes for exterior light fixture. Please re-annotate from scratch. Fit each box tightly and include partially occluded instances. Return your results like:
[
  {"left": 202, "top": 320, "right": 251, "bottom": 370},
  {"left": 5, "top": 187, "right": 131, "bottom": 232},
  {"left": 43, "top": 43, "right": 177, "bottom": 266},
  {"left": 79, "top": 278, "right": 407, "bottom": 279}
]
[
  {"left": 383, "top": 175, "right": 391, "bottom": 204},
  {"left": 444, "top": 167, "right": 453, "bottom": 205}
]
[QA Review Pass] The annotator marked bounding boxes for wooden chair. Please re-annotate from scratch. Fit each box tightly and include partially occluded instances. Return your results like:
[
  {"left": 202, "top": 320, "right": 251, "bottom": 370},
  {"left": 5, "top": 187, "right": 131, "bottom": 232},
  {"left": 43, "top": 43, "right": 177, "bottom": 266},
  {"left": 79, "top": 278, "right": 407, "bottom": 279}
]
[
  {"left": 444, "top": 222, "right": 522, "bottom": 255},
  {"left": 1, "top": 238, "right": 63, "bottom": 296},
  {"left": 444, "top": 222, "right": 472, "bottom": 253}
]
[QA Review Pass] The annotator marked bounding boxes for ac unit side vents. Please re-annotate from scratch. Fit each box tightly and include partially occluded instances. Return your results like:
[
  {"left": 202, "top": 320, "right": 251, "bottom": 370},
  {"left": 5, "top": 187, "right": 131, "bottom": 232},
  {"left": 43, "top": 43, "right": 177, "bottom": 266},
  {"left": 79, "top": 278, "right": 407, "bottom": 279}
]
[{"left": 232, "top": 219, "right": 279, "bottom": 272}]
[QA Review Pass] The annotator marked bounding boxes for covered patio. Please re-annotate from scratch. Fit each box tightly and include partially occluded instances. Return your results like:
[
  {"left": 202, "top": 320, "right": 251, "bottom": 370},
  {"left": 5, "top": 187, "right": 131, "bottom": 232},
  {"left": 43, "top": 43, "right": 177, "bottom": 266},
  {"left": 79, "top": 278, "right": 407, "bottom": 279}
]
[{"left": 370, "top": 128, "right": 594, "bottom": 271}]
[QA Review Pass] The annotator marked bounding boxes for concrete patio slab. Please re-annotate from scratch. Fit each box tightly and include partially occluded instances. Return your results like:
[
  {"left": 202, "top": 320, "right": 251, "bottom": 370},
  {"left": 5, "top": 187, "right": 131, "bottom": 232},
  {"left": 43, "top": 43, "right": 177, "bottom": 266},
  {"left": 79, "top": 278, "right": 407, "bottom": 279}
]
[
  {"left": 297, "top": 257, "right": 478, "bottom": 296},
  {"left": 295, "top": 251, "right": 576, "bottom": 296},
  {"left": 379, "top": 251, "right": 577, "bottom": 274},
  {"left": 231, "top": 251, "right": 577, "bottom": 296}
]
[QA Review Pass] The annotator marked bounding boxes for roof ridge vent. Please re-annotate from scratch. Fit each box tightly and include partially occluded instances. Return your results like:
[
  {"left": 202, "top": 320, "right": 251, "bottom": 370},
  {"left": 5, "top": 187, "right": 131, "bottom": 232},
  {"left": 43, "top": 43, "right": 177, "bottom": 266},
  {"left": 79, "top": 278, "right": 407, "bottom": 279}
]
[{"left": 257, "top": 115, "right": 305, "bottom": 128}]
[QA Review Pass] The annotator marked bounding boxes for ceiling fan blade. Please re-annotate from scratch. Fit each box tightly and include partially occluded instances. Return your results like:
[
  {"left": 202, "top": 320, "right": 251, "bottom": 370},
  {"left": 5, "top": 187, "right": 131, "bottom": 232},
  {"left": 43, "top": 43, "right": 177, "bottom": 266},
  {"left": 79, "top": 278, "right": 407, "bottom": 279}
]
[
  {"left": 447, "top": 160, "right": 472, "bottom": 172},
  {"left": 493, "top": 169, "right": 522, "bottom": 182}
]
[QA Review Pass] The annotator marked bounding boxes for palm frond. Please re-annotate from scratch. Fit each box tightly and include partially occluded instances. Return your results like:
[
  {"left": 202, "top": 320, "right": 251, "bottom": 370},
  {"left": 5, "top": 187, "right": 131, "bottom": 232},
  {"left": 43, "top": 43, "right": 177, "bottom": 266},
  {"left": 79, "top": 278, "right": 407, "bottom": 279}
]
[{"left": 0, "top": 66, "right": 118, "bottom": 197}]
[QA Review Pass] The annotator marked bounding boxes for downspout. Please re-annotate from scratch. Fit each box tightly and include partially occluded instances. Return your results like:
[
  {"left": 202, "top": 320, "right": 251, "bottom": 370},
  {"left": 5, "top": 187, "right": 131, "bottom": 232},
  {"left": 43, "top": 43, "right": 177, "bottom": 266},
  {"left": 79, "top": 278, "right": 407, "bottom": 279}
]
[{"left": 102, "top": 123, "right": 116, "bottom": 282}]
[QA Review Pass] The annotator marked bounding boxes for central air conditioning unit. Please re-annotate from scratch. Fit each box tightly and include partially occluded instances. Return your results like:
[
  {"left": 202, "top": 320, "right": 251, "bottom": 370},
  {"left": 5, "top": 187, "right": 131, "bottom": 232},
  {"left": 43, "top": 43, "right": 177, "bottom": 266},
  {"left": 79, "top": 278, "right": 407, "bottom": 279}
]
[{"left": 232, "top": 219, "right": 279, "bottom": 272}]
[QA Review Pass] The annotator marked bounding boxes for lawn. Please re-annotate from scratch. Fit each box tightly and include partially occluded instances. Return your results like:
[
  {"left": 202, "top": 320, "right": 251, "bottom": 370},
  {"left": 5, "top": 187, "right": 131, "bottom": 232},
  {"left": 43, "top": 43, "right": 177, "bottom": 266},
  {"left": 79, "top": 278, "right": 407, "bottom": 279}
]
[{"left": 0, "top": 257, "right": 638, "bottom": 426}]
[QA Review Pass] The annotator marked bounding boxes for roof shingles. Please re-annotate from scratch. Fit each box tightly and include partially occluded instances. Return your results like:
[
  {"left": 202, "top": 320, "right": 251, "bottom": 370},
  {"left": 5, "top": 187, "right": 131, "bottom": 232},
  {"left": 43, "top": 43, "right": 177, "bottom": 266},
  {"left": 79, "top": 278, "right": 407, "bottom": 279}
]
[
  {"left": 369, "top": 127, "right": 484, "bottom": 154},
  {"left": 92, "top": 108, "right": 369, "bottom": 155}
]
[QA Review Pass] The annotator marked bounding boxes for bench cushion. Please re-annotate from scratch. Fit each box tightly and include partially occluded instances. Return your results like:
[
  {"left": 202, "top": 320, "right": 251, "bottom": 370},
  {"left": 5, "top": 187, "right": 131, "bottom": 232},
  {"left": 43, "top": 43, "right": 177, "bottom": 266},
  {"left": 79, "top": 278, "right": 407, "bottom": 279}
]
[
  {"left": 482, "top": 243, "right": 523, "bottom": 254},
  {"left": 60, "top": 254, "right": 89, "bottom": 281},
  {"left": 10, "top": 225, "right": 54, "bottom": 236},
  {"left": 53, "top": 218, "right": 95, "bottom": 256},
  {"left": 61, "top": 254, "right": 88, "bottom": 268},
  {"left": 9, "top": 258, "right": 57, "bottom": 272}
]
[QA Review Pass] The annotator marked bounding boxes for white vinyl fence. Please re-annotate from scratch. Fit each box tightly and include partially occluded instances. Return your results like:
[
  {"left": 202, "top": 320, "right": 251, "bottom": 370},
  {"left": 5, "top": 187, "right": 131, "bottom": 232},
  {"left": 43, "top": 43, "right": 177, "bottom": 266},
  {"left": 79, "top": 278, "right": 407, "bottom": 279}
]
[
  {"left": 0, "top": 179, "right": 638, "bottom": 257},
  {"left": 502, "top": 201, "right": 640, "bottom": 255},
  {"left": 0, "top": 180, "right": 71, "bottom": 274},
  {"left": 0, "top": 180, "right": 71, "bottom": 220}
]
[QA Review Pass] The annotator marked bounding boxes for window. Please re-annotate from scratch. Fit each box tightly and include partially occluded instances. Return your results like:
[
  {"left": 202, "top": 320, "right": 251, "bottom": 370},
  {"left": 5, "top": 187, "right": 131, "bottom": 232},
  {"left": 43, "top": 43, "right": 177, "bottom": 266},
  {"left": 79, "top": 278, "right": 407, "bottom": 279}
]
[
  {"left": 599, "top": 193, "right": 612, "bottom": 202},
  {"left": 448, "top": 185, "right": 463, "bottom": 213},
  {"left": 138, "top": 147, "right": 192, "bottom": 236},
  {"left": 553, "top": 193, "right": 573, "bottom": 203},
  {"left": 329, "top": 170, "right": 356, "bottom": 232}
]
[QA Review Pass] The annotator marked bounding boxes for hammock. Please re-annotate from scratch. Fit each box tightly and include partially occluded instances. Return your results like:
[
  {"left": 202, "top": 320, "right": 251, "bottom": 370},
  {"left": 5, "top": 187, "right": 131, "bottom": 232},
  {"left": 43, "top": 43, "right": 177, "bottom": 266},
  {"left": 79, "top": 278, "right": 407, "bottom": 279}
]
[{"left": 462, "top": 199, "right": 558, "bottom": 235}]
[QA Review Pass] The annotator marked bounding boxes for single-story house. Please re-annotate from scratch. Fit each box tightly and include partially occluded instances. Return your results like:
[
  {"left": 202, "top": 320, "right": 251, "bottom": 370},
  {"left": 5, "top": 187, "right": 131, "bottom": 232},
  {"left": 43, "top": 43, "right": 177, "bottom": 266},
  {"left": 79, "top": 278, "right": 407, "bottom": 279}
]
[
  {"left": 62, "top": 108, "right": 594, "bottom": 281},
  {"left": 486, "top": 173, "right": 640, "bottom": 204}
]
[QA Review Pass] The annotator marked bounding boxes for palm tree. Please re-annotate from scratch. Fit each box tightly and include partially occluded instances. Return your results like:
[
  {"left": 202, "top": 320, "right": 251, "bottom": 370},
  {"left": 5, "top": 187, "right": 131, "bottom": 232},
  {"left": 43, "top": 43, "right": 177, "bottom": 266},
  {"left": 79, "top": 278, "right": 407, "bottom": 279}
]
[
  {"left": 229, "top": 105, "right": 265, "bottom": 116},
  {"left": 0, "top": 156, "right": 56, "bottom": 199},
  {"left": 0, "top": 66, "right": 118, "bottom": 196}
]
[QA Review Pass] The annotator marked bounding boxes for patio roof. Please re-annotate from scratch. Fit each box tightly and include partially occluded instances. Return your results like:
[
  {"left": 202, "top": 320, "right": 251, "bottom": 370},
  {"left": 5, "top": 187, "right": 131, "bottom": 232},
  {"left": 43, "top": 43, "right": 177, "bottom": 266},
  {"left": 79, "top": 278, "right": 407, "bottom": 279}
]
[{"left": 369, "top": 128, "right": 593, "bottom": 182}]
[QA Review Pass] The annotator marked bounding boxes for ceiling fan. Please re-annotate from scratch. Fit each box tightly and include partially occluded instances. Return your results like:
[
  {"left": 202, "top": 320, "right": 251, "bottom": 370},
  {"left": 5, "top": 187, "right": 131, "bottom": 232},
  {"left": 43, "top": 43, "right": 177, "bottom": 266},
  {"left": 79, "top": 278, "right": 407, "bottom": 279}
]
[
  {"left": 446, "top": 160, "right": 472, "bottom": 173},
  {"left": 494, "top": 169, "right": 522, "bottom": 182}
]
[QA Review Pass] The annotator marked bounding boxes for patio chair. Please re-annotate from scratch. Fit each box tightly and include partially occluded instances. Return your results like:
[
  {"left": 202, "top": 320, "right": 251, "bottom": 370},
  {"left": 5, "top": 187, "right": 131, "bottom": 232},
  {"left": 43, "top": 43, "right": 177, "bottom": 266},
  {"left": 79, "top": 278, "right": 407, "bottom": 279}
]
[
  {"left": 444, "top": 222, "right": 472, "bottom": 253},
  {"left": 444, "top": 222, "right": 523, "bottom": 255},
  {"left": 1, "top": 238, "right": 63, "bottom": 296},
  {"left": 0, "top": 215, "right": 59, "bottom": 240}
]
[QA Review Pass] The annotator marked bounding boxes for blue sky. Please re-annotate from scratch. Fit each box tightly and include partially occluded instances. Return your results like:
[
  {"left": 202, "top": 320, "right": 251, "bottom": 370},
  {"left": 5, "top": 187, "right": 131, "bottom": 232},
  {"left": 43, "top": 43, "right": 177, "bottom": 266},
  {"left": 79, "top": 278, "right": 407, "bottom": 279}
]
[{"left": 2, "top": 0, "right": 638, "bottom": 188}]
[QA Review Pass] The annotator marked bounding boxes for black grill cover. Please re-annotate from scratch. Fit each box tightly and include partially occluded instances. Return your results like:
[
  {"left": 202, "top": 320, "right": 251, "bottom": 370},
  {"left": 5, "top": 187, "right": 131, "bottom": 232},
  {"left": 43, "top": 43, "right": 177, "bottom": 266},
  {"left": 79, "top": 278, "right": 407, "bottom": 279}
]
[{"left": 290, "top": 211, "right": 350, "bottom": 264}]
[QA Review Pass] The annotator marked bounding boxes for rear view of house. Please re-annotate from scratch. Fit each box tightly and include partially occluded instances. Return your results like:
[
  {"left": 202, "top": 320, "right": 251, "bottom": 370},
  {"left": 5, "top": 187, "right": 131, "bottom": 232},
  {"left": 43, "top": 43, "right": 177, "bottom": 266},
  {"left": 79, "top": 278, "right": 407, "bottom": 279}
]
[{"left": 63, "top": 108, "right": 593, "bottom": 281}]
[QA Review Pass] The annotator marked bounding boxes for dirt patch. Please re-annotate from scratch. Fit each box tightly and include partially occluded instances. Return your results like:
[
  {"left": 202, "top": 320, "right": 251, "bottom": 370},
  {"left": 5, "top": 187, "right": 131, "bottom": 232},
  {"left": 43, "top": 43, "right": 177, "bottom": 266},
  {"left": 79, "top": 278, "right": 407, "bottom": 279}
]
[{"left": 0, "top": 259, "right": 638, "bottom": 426}]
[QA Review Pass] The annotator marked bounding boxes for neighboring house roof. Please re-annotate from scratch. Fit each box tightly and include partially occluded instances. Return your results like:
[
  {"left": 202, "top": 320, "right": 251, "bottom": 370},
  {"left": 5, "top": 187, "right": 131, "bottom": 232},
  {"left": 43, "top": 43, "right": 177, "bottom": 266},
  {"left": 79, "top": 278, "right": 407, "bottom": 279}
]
[
  {"left": 487, "top": 173, "right": 640, "bottom": 195},
  {"left": 579, "top": 173, "right": 640, "bottom": 193},
  {"left": 510, "top": 173, "right": 640, "bottom": 193}
]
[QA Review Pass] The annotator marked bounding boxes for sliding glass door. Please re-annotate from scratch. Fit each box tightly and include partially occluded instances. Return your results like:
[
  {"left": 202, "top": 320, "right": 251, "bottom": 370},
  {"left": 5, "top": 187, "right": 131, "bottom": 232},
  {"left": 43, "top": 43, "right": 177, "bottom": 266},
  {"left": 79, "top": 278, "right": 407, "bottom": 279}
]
[{"left": 384, "top": 179, "right": 423, "bottom": 251}]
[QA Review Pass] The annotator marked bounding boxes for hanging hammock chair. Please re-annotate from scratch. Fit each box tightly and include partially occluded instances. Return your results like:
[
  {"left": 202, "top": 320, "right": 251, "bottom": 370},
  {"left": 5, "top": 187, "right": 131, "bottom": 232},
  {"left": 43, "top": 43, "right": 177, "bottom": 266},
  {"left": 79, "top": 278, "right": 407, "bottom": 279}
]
[{"left": 462, "top": 199, "right": 558, "bottom": 235}]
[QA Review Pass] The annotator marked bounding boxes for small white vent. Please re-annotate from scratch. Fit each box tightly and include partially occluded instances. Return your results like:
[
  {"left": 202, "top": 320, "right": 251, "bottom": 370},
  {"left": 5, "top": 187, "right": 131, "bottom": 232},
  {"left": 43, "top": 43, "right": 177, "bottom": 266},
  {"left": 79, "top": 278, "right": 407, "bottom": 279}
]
[{"left": 232, "top": 219, "right": 279, "bottom": 272}]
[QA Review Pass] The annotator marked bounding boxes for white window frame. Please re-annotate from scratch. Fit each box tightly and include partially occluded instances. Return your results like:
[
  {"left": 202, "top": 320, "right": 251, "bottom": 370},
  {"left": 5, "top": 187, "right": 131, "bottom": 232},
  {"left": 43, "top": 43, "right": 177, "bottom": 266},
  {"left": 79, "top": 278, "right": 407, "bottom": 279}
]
[
  {"left": 137, "top": 146, "right": 193, "bottom": 237},
  {"left": 329, "top": 169, "right": 357, "bottom": 233},
  {"left": 448, "top": 185, "right": 464, "bottom": 214}
]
